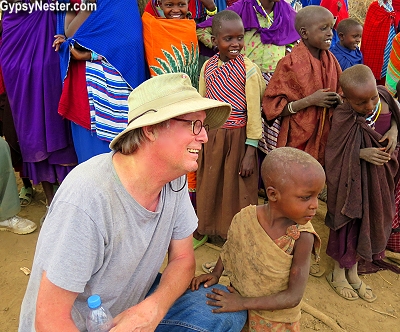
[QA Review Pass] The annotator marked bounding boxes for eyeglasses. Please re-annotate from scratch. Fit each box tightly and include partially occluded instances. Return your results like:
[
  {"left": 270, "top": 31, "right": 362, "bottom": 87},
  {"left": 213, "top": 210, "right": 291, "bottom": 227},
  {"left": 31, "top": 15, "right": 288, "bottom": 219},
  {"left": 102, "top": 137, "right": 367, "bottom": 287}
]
[{"left": 171, "top": 118, "right": 209, "bottom": 135}]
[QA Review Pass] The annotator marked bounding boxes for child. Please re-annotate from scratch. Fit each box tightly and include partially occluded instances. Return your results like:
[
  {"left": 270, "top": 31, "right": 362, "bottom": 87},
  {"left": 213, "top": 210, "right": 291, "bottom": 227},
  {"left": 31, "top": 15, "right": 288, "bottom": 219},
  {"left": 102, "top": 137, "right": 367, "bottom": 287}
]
[
  {"left": 325, "top": 64, "right": 400, "bottom": 302},
  {"left": 330, "top": 18, "right": 363, "bottom": 71},
  {"left": 195, "top": 10, "right": 265, "bottom": 242},
  {"left": 142, "top": 0, "right": 198, "bottom": 86},
  {"left": 262, "top": 5, "right": 342, "bottom": 166},
  {"left": 197, "top": 0, "right": 299, "bottom": 154},
  {"left": 144, "top": 0, "right": 217, "bottom": 23},
  {"left": 52, "top": 0, "right": 144, "bottom": 163},
  {"left": 191, "top": 147, "right": 324, "bottom": 332}
]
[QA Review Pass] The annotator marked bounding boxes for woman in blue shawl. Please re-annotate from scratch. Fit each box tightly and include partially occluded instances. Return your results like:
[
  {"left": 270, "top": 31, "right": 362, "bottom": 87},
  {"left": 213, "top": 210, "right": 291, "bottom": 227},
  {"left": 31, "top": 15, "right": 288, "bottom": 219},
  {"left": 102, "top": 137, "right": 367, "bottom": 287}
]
[{"left": 54, "top": 0, "right": 147, "bottom": 163}]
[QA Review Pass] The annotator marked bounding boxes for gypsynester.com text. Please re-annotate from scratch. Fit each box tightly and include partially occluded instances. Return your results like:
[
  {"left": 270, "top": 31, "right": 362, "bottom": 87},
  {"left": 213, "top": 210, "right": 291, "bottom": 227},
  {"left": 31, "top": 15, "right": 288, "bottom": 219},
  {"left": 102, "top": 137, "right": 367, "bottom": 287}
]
[{"left": 0, "top": 1, "right": 97, "bottom": 14}]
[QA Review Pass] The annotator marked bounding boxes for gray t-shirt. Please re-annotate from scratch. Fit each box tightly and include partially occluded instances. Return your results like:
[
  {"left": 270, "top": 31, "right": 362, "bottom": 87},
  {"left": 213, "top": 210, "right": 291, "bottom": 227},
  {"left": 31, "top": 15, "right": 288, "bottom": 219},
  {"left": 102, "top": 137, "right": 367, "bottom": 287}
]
[{"left": 19, "top": 152, "right": 197, "bottom": 331}]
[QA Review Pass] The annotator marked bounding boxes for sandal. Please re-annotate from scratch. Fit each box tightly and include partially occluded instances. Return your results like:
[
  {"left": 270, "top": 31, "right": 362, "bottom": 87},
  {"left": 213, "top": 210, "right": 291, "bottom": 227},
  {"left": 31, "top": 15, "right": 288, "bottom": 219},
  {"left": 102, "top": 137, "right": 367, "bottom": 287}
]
[
  {"left": 19, "top": 187, "right": 35, "bottom": 207},
  {"left": 309, "top": 262, "right": 325, "bottom": 277},
  {"left": 350, "top": 281, "right": 377, "bottom": 303},
  {"left": 325, "top": 272, "right": 359, "bottom": 301},
  {"left": 193, "top": 235, "right": 208, "bottom": 250},
  {"left": 202, "top": 261, "right": 216, "bottom": 273},
  {"left": 202, "top": 261, "right": 228, "bottom": 276}
]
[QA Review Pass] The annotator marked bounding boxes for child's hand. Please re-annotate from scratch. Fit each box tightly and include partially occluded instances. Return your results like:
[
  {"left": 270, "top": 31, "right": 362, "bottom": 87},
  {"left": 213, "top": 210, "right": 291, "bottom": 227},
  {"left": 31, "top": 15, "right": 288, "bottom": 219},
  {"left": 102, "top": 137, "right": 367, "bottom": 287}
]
[
  {"left": 190, "top": 274, "right": 219, "bottom": 291},
  {"left": 206, "top": 286, "right": 245, "bottom": 312},
  {"left": 52, "top": 34, "right": 66, "bottom": 52},
  {"left": 70, "top": 46, "right": 92, "bottom": 61},
  {"left": 239, "top": 145, "right": 256, "bottom": 177},
  {"left": 307, "top": 89, "right": 341, "bottom": 108},
  {"left": 380, "top": 127, "right": 398, "bottom": 155},
  {"left": 360, "top": 147, "right": 391, "bottom": 165},
  {"left": 239, "top": 154, "right": 255, "bottom": 177}
]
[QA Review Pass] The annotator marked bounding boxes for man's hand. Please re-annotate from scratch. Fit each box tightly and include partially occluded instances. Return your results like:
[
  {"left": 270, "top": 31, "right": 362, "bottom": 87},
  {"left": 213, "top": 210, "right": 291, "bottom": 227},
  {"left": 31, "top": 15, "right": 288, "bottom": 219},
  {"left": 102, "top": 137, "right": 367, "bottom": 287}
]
[{"left": 110, "top": 297, "right": 162, "bottom": 332}]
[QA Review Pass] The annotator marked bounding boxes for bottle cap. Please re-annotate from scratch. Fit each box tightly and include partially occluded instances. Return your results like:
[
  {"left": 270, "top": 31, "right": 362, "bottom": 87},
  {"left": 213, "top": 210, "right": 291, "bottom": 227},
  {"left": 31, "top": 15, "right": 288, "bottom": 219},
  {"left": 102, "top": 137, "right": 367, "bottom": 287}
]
[{"left": 87, "top": 294, "right": 102, "bottom": 309}]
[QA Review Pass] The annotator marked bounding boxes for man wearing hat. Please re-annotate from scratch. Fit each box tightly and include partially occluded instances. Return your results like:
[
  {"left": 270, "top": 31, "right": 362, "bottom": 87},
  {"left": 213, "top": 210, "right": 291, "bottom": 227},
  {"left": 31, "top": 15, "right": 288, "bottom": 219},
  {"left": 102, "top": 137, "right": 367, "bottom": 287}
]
[{"left": 19, "top": 73, "right": 247, "bottom": 331}]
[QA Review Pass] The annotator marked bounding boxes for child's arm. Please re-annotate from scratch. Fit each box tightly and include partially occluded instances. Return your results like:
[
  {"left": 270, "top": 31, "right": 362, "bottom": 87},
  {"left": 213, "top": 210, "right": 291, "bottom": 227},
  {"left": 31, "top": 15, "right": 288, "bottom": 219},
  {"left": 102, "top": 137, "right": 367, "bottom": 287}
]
[
  {"left": 64, "top": 1, "right": 96, "bottom": 38},
  {"left": 198, "top": 62, "right": 207, "bottom": 97},
  {"left": 280, "top": 88, "right": 341, "bottom": 117},
  {"left": 190, "top": 257, "right": 223, "bottom": 291},
  {"left": 206, "top": 232, "right": 314, "bottom": 313},
  {"left": 200, "top": 0, "right": 217, "bottom": 14},
  {"left": 379, "top": 100, "right": 399, "bottom": 155},
  {"left": 379, "top": 118, "right": 398, "bottom": 155},
  {"left": 240, "top": 61, "right": 264, "bottom": 177},
  {"left": 196, "top": 27, "right": 214, "bottom": 49}
]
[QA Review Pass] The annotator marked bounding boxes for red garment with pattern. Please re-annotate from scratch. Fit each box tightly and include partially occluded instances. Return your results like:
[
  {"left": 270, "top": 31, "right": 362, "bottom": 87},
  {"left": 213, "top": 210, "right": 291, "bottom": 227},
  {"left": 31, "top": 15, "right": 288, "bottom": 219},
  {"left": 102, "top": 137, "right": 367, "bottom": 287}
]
[
  {"left": 361, "top": 1, "right": 395, "bottom": 80},
  {"left": 204, "top": 54, "right": 247, "bottom": 129}
]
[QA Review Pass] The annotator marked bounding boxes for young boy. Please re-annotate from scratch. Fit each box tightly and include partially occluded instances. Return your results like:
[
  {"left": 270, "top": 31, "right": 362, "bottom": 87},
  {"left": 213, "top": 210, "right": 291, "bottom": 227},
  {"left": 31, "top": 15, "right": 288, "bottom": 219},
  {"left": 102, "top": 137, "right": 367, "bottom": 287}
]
[
  {"left": 325, "top": 64, "right": 400, "bottom": 302},
  {"left": 330, "top": 18, "right": 363, "bottom": 71},
  {"left": 191, "top": 147, "right": 324, "bottom": 331},
  {"left": 194, "top": 10, "right": 265, "bottom": 242},
  {"left": 262, "top": 5, "right": 342, "bottom": 166}
]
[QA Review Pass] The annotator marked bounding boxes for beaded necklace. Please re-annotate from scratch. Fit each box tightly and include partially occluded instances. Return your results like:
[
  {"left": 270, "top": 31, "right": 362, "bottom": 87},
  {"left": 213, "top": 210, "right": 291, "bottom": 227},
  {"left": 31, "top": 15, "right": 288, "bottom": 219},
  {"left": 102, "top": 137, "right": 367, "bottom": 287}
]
[
  {"left": 253, "top": 0, "right": 274, "bottom": 25},
  {"left": 366, "top": 99, "right": 382, "bottom": 128}
]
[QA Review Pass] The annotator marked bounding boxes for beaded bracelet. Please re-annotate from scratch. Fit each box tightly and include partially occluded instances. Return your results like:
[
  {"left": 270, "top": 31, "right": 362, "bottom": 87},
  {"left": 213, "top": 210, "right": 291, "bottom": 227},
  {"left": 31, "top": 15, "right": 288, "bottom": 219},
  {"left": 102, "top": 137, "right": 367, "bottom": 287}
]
[
  {"left": 91, "top": 51, "right": 100, "bottom": 61},
  {"left": 206, "top": 6, "right": 218, "bottom": 16},
  {"left": 287, "top": 102, "right": 296, "bottom": 114}
]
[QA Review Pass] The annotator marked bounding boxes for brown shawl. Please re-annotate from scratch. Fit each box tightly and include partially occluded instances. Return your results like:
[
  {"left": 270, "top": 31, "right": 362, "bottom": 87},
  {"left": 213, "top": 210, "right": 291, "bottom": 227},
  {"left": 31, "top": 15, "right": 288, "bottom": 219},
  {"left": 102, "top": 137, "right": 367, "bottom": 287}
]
[
  {"left": 262, "top": 41, "right": 342, "bottom": 165},
  {"left": 221, "top": 205, "right": 321, "bottom": 323},
  {"left": 325, "top": 86, "right": 400, "bottom": 261}
]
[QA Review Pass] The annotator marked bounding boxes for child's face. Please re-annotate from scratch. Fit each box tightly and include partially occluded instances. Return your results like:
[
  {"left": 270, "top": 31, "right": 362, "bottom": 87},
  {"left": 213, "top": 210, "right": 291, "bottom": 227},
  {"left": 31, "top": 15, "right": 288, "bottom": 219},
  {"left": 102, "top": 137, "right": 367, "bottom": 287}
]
[
  {"left": 301, "top": 12, "right": 335, "bottom": 56},
  {"left": 343, "top": 79, "right": 379, "bottom": 116},
  {"left": 273, "top": 167, "right": 325, "bottom": 225},
  {"left": 339, "top": 25, "right": 363, "bottom": 50},
  {"left": 160, "top": 0, "right": 188, "bottom": 19},
  {"left": 212, "top": 19, "right": 244, "bottom": 63}
]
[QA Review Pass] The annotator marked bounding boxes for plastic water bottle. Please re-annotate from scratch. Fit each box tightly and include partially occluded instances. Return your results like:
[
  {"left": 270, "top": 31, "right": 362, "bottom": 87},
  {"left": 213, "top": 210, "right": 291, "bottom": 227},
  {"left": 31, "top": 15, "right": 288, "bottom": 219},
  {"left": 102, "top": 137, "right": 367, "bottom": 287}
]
[{"left": 86, "top": 294, "right": 113, "bottom": 332}]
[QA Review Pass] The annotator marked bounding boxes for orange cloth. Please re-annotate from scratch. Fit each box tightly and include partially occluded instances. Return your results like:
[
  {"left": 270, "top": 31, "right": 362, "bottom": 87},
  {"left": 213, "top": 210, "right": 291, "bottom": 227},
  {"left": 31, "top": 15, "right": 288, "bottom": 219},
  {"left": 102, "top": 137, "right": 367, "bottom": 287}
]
[
  {"left": 262, "top": 41, "right": 342, "bottom": 165},
  {"left": 142, "top": 12, "right": 199, "bottom": 87}
]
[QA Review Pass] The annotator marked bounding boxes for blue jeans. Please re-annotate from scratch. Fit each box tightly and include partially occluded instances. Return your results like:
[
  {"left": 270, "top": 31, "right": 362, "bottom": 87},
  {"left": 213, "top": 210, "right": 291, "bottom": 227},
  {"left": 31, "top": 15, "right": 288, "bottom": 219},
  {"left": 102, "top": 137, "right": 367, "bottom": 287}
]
[{"left": 147, "top": 274, "right": 247, "bottom": 332}]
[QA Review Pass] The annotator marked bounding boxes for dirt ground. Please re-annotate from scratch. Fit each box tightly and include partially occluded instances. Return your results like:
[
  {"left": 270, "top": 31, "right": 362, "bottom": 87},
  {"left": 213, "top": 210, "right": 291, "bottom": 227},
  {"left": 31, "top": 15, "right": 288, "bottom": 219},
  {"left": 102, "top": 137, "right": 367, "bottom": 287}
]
[{"left": 1, "top": 183, "right": 400, "bottom": 332}]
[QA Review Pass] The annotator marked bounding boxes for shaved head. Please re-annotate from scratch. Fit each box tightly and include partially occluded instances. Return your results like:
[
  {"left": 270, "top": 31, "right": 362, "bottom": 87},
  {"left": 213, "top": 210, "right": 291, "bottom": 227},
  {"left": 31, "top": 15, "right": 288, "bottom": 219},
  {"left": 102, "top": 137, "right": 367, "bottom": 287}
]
[
  {"left": 339, "top": 64, "right": 375, "bottom": 96},
  {"left": 295, "top": 5, "right": 333, "bottom": 33},
  {"left": 212, "top": 10, "right": 242, "bottom": 37},
  {"left": 337, "top": 18, "right": 363, "bottom": 35},
  {"left": 261, "top": 147, "right": 324, "bottom": 190}
]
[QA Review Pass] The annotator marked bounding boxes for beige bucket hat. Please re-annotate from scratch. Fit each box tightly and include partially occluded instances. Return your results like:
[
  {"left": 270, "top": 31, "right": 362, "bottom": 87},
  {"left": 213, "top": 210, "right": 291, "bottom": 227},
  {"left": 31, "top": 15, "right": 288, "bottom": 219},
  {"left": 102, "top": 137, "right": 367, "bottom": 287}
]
[{"left": 110, "top": 73, "right": 232, "bottom": 150}]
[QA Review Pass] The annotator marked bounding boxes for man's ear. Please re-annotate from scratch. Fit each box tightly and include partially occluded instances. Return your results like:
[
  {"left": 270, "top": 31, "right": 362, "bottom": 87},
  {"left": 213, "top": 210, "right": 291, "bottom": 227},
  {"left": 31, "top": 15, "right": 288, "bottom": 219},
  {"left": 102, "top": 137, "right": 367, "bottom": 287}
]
[{"left": 143, "top": 125, "right": 157, "bottom": 141}]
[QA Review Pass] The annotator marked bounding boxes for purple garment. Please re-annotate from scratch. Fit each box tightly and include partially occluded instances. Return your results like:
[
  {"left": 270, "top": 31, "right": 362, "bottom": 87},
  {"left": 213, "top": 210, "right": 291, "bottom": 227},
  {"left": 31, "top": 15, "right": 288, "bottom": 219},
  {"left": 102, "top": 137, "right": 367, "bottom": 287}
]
[
  {"left": 0, "top": 0, "right": 77, "bottom": 184},
  {"left": 197, "top": 0, "right": 299, "bottom": 46}
]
